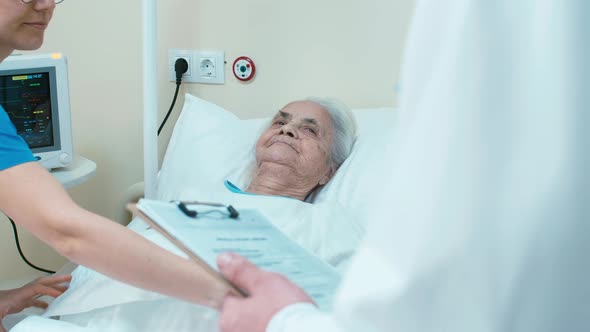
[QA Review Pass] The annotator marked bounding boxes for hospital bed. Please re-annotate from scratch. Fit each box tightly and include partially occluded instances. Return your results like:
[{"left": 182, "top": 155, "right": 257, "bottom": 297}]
[{"left": 4, "top": 93, "right": 397, "bottom": 331}]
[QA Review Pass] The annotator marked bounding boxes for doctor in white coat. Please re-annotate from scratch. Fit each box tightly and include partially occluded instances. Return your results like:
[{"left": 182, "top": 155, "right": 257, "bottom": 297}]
[{"left": 216, "top": 0, "right": 590, "bottom": 331}]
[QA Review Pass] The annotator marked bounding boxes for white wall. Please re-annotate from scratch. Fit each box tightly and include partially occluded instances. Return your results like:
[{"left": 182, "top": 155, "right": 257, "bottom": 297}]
[
  {"left": 156, "top": 0, "right": 415, "bottom": 154},
  {"left": 0, "top": 0, "right": 414, "bottom": 280}
]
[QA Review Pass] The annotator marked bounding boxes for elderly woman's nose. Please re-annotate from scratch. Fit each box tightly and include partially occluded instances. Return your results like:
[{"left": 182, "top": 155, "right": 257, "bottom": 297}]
[{"left": 279, "top": 124, "right": 297, "bottom": 138}]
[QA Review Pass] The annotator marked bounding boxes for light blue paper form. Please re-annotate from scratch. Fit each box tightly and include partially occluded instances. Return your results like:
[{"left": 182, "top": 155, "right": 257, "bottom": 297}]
[{"left": 137, "top": 199, "right": 341, "bottom": 310}]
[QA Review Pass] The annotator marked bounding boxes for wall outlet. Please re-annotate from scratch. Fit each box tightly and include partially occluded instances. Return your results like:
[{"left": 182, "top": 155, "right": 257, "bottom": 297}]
[
  {"left": 168, "top": 49, "right": 224, "bottom": 84},
  {"left": 168, "top": 49, "right": 192, "bottom": 81},
  {"left": 199, "top": 58, "right": 216, "bottom": 77}
]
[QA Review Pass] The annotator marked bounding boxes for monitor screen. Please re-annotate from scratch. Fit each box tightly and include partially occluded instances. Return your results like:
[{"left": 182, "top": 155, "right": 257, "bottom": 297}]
[
  {"left": 0, "top": 54, "right": 73, "bottom": 169},
  {"left": 0, "top": 68, "right": 60, "bottom": 151}
]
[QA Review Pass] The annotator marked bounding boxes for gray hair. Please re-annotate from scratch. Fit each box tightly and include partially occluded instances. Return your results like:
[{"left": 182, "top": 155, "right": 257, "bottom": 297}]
[{"left": 305, "top": 97, "right": 357, "bottom": 170}]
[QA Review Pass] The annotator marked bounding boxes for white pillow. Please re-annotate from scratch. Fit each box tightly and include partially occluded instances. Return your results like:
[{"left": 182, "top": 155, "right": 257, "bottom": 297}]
[{"left": 157, "top": 93, "right": 397, "bottom": 211}]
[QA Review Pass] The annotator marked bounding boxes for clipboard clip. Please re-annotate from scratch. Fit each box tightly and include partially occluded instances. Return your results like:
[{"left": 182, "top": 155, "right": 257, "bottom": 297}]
[{"left": 173, "top": 201, "right": 239, "bottom": 219}]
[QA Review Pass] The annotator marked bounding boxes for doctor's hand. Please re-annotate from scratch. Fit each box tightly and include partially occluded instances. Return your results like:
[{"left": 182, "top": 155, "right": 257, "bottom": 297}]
[
  {"left": 0, "top": 274, "right": 71, "bottom": 331},
  {"left": 217, "top": 253, "right": 314, "bottom": 332}
]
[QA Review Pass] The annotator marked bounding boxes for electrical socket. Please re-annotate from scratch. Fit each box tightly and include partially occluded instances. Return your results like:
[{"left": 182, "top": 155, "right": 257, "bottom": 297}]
[
  {"left": 199, "top": 58, "right": 215, "bottom": 77},
  {"left": 168, "top": 49, "right": 192, "bottom": 81},
  {"left": 175, "top": 56, "right": 191, "bottom": 78},
  {"left": 168, "top": 49, "right": 224, "bottom": 84}
]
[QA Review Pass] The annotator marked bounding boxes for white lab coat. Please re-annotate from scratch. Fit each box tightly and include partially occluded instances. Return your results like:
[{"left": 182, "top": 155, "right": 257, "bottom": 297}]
[{"left": 267, "top": 0, "right": 590, "bottom": 331}]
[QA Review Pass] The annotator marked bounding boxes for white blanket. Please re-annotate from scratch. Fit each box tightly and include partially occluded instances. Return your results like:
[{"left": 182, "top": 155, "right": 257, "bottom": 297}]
[{"left": 12, "top": 193, "right": 364, "bottom": 331}]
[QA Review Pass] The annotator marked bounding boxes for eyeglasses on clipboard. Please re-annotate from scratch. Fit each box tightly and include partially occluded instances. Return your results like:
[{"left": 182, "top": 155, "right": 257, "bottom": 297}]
[{"left": 172, "top": 201, "right": 239, "bottom": 219}]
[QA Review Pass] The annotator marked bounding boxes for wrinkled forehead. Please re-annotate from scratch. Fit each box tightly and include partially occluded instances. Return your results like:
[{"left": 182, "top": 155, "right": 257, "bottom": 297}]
[{"left": 275, "top": 101, "right": 332, "bottom": 127}]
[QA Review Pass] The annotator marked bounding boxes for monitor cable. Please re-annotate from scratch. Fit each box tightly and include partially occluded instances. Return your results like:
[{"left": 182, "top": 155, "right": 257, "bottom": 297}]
[
  {"left": 158, "top": 58, "right": 189, "bottom": 136},
  {"left": 8, "top": 217, "right": 56, "bottom": 274}
]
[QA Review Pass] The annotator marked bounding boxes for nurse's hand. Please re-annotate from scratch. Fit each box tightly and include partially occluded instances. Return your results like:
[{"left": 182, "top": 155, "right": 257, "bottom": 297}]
[
  {"left": 217, "top": 253, "right": 314, "bottom": 332},
  {"left": 0, "top": 274, "right": 71, "bottom": 332}
]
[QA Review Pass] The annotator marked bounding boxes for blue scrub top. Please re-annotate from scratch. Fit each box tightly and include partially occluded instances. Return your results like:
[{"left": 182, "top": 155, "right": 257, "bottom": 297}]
[{"left": 0, "top": 105, "right": 36, "bottom": 171}]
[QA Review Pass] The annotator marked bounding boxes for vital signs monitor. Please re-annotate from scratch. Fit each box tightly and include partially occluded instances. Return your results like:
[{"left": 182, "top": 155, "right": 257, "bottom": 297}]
[{"left": 0, "top": 53, "right": 73, "bottom": 169}]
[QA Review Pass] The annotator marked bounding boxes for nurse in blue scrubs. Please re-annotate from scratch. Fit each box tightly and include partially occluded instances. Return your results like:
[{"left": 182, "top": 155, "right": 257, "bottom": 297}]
[{"left": 0, "top": 1, "right": 231, "bottom": 329}]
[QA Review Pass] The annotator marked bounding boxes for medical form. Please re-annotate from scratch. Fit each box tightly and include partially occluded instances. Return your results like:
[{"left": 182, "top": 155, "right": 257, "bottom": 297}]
[{"left": 134, "top": 199, "right": 341, "bottom": 310}]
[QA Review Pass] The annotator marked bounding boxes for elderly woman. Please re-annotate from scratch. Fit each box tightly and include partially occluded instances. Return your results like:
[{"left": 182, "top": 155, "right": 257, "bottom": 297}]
[{"left": 228, "top": 97, "right": 357, "bottom": 202}]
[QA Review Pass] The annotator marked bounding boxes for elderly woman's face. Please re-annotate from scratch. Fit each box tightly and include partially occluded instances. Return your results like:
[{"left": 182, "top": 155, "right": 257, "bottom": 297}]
[{"left": 255, "top": 101, "right": 334, "bottom": 185}]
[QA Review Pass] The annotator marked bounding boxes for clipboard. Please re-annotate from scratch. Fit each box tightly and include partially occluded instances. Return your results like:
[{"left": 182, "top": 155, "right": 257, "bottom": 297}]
[
  {"left": 127, "top": 203, "right": 247, "bottom": 301},
  {"left": 130, "top": 198, "right": 342, "bottom": 310}
]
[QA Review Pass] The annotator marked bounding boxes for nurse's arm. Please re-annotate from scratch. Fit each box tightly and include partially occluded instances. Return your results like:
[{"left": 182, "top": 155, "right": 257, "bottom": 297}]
[{"left": 0, "top": 162, "right": 227, "bottom": 308}]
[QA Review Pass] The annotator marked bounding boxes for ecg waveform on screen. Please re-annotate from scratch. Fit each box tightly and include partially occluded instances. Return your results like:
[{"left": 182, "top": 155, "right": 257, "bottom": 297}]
[{"left": 0, "top": 72, "right": 54, "bottom": 149}]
